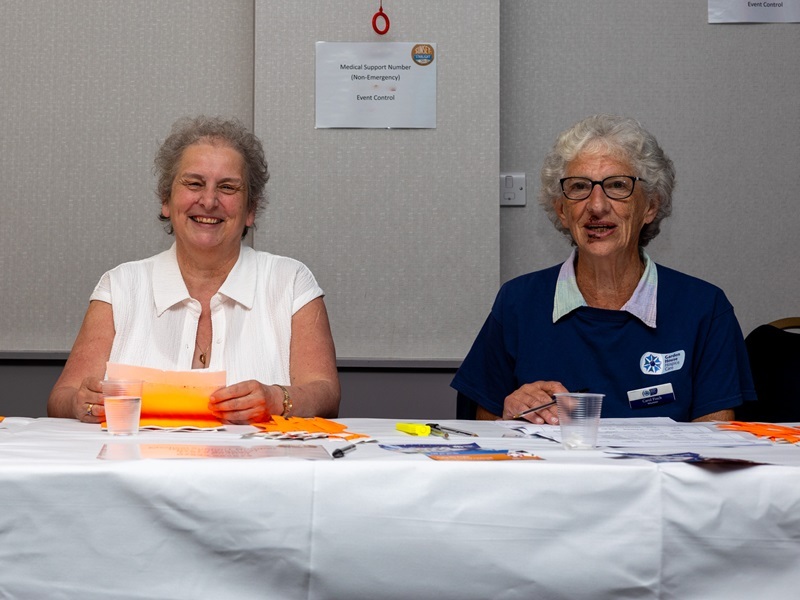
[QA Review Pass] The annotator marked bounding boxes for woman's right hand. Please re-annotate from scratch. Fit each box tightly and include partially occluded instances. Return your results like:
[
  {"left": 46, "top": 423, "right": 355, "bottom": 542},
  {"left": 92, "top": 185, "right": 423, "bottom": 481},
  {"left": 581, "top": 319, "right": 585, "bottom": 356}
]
[
  {"left": 73, "top": 377, "right": 105, "bottom": 423},
  {"left": 502, "top": 380, "right": 568, "bottom": 424}
]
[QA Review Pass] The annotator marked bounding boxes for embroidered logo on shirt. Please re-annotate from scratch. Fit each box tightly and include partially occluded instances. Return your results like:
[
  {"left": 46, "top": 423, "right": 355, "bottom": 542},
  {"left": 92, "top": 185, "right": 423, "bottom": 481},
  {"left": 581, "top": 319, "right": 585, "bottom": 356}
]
[{"left": 640, "top": 351, "right": 685, "bottom": 375}]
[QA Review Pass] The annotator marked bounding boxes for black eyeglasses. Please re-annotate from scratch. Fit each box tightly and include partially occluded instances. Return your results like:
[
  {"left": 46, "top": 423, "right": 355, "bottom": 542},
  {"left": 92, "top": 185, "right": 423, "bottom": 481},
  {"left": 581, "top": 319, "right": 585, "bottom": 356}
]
[{"left": 559, "top": 176, "right": 645, "bottom": 201}]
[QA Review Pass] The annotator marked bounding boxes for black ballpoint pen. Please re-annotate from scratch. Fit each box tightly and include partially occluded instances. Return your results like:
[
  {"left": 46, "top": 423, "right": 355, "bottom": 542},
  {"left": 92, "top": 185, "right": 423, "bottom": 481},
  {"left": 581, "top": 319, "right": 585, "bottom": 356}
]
[
  {"left": 428, "top": 424, "right": 449, "bottom": 439},
  {"left": 510, "top": 399, "right": 557, "bottom": 420},
  {"left": 428, "top": 423, "right": 478, "bottom": 437},
  {"left": 332, "top": 443, "right": 357, "bottom": 459},
  {"left": 511, "top": 388, "right": 590, "bottom": 420}
]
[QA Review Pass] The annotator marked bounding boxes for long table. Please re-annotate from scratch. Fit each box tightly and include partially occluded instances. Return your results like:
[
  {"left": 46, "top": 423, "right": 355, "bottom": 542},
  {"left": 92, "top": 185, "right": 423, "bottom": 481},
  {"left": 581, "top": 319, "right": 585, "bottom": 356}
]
[{"left": 1, "top": 417, "right": 798, "bottom": 599}]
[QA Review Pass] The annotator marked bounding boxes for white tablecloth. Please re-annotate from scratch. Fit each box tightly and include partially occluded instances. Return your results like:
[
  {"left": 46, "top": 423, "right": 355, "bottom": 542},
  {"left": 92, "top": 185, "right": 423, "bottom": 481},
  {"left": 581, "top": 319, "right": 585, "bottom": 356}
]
[{"left": 0, "top": 417, "right": 798, "bottom": 599}]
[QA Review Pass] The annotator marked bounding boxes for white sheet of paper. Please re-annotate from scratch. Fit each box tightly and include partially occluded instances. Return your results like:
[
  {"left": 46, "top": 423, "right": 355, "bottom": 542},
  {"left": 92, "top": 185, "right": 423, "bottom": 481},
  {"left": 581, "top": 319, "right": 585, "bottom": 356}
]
[
  {"left": 500, "top": 417, "right": 770, "bottom": 447},
  {"left": 315, "top": 42, "right": 436, "bottom": 128},
  {"left": 709, "top": 0, "right": 800, "bottom": 23}
]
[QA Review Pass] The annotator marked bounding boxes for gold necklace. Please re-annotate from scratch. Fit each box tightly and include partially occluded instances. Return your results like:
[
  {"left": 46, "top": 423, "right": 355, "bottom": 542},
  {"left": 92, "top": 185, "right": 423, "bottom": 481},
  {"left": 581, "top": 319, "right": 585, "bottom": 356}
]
[{"left": 195, "top": 339, "right": 211, "bottom": 367}]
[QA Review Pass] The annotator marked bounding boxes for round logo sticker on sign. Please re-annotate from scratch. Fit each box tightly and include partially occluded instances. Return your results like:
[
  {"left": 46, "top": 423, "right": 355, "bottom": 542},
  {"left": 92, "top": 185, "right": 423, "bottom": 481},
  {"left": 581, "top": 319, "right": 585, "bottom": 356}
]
[{"left": 412, "top": 44, "right": 435, "bottom": 66}]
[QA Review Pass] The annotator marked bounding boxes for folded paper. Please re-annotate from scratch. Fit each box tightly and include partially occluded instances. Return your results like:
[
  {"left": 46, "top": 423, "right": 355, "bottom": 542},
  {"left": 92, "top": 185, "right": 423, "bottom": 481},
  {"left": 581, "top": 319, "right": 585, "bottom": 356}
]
[{"left": 105, "top": 363, "right": 226, "bottom": 428}]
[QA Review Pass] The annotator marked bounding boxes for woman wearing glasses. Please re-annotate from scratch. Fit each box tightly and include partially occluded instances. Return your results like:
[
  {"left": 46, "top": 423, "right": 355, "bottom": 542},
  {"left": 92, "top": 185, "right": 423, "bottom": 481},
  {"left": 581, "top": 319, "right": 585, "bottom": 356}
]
[{"left": 452, "top": 114, "right": 754, "bottom": 423}]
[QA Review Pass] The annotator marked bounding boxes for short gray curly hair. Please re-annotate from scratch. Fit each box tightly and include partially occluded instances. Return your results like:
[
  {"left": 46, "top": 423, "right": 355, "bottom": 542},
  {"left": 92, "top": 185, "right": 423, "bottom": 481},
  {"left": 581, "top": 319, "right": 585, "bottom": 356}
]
[
  {"left": 539, "top": 114, "right": 674, "bottom": 247},
  {"left": 155, "top": 115, "right": 270, "bottom": 238}
]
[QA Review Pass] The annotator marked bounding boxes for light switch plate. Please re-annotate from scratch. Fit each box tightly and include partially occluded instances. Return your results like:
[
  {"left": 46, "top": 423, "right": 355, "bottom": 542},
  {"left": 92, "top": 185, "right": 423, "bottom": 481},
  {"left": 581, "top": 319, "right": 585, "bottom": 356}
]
[{"left": 499, "top": 172, "right": 526, "bottom": 206}]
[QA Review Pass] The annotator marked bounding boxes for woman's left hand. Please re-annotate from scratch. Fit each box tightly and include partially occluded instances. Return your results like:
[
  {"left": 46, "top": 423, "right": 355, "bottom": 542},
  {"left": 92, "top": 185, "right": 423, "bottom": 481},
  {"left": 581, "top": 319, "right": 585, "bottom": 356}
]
[
  {"left": 208, "top": 381, "right": 284, "bottom": 424},
  {"left": 206, "top": 298, "right": 340, "bottom": 424}
]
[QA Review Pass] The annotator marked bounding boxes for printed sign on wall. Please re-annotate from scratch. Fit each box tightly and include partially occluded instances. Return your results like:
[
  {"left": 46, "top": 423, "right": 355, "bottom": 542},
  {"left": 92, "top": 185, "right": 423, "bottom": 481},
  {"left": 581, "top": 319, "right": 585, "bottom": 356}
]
[
  {"left": 316, "top": 42, "right": 437, "bottom": 129},
  {"left": 709, "top": 0, "right": 800, "bottom": 22}
]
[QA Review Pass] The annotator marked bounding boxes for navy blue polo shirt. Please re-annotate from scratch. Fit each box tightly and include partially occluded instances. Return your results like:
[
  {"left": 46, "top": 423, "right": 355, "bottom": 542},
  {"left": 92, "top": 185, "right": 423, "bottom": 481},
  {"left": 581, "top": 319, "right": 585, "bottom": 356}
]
[{"left": 451, "top": 262, "right": 755, "bottom": 421}]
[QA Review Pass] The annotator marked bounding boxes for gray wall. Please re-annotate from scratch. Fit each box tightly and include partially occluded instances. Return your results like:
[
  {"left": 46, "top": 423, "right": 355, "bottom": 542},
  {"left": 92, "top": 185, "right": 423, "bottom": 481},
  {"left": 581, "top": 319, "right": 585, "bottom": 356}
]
[
  {"left": 0, "top": 0, "right": 254, "bottom": 352},
  {"left": 1, "top": 1, "right": 798, "bottom": 418},
  {"left": 253, "top": 1, "right": 499, "bottom": 362}
]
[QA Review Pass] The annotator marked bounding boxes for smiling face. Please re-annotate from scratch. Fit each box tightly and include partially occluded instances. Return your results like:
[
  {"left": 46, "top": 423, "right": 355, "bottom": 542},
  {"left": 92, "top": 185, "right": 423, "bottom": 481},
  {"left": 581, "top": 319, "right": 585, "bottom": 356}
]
[
  {"left": 555, "top": 151, "right": 659, "bottom": 265},
  {"left": 161, "top": 141, "right": 253, "bottom": 259}
]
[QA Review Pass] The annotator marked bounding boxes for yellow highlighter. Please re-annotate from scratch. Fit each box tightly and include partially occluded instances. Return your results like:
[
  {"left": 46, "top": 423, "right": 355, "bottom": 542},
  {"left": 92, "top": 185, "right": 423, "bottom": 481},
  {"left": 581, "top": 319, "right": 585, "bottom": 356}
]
[{"left": 396, "top": 422, "right": 431, "bottom": 436}]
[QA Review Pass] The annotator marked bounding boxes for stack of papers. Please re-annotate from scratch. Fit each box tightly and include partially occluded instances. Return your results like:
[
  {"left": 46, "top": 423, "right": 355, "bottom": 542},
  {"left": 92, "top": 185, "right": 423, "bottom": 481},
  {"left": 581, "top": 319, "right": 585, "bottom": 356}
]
[
  {"left": 500, "top": 417, "right": 771, "bottom": 447},
  {"left": 379, "top": 442, "right": 542, "bottom": 460}
]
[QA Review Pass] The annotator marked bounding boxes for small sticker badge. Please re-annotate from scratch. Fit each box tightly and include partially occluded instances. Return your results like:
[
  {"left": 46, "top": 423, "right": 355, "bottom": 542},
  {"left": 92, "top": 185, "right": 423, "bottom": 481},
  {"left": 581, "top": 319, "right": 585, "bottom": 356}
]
[
  {"left": 411, "top": 44, "right": 435, "bottom": 66},
  {"left": 628, "top": 383, "right": 676, "bottom": 410},
  {"left": 640, "top": 350, "right": 685, "bottom": 375}
]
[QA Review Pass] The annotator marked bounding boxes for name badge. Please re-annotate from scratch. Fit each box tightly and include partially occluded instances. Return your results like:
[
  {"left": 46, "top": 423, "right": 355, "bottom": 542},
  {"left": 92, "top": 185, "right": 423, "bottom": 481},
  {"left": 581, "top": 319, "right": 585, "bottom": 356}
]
[{"left": 628, "top": 383, "right": 675, "bottom": 410}]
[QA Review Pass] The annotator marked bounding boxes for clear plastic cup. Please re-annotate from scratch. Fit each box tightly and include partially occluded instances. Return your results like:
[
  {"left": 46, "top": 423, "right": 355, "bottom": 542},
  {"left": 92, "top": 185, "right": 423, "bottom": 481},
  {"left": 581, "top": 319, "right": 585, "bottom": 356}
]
[
  {"left": 554, "top": 393, "right": 604, "bottom": 450},
  {"left": 101, "top": 379, "right": 143, "bottom": 436}
]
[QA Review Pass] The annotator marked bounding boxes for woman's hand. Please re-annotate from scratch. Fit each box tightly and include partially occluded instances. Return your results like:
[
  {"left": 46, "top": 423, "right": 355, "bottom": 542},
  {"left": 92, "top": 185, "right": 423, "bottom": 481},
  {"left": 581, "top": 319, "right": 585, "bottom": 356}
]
[
  {"left": 208, "top": 381, "right": 284, "bottom": 424},
  {"left": 502, "top": 380, "right": 569, "bottom": 424},
  {"left": 74, "top": 377, "right": 105, "bottom": 423}
]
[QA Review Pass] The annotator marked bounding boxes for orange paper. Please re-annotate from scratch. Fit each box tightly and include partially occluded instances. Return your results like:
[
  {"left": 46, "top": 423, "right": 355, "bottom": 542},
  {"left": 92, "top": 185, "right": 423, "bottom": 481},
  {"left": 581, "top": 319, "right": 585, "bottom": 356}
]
[
  {"left": 105, "top": 363, "right": 226, "bottom": 428},
  {"left": 138, "top": 382, "right": 223, "bottom": 427},
  {"left": 718, "top": 421, "right": 800, "bottom": 444},
  {"left": 252, "top": 416, "right": 368, "bottom": 440}
]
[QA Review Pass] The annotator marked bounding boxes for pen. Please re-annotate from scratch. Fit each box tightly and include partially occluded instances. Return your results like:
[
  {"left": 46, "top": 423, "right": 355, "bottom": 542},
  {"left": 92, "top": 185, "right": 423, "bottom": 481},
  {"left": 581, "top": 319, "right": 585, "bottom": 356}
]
[
  {"left": 428, "top": 425, "right": 449, "bottom": 439},
  {"left": 427, "top": 423, "right": 479, "bottom": 437},
  {"left": 510, "top": 399, "right": 557, "bottom": 420},
  {"left": 439, "top": 425, "right": 479, "bottom": 437},
  {"left": 332, "top": 443, "right": 357, "bottom": 459},
  {"left": 511, "top": 388, "right": 590, "bottom": 420}
]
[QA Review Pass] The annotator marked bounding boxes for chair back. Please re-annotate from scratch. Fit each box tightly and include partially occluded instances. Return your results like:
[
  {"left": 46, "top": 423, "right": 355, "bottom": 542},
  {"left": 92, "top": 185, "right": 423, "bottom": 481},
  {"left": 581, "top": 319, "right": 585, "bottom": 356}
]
[
  {"left": 739, "top": 319, "right": 800, "bottom": 422},
  {"left": 456, "top": 391, "right": 478, "bottom": 420}
]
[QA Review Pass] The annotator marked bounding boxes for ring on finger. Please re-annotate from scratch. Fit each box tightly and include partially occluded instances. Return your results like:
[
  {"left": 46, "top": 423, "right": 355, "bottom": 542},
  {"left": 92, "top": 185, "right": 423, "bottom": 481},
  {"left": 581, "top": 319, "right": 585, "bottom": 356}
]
[{"left": 86, "top": 403, "right": 94, "bottom": 416}]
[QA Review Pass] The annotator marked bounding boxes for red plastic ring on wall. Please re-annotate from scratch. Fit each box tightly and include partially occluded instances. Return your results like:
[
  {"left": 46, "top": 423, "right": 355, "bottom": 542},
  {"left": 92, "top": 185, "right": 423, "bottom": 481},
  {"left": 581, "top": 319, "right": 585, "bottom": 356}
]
[{"left": 372, "top": 7, "right": 390, "bottom": 35}]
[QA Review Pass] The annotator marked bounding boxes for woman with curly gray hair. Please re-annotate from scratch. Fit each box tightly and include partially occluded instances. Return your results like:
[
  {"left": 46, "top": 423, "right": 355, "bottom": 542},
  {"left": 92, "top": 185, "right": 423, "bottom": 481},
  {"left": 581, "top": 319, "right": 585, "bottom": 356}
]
[
  {"left": 49, "top": 116, "right": 340, "bottom": 424},
  {"left": 452, "top": 114, "right": 754, "bottom": 424}
]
